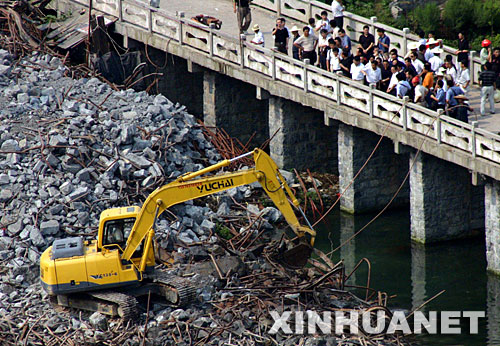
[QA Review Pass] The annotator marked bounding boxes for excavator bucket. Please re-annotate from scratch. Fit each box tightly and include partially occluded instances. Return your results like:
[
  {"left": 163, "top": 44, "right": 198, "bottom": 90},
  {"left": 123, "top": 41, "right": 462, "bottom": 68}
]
[{"left": 275, "top": 241, "right": 313, "bottom": 269}]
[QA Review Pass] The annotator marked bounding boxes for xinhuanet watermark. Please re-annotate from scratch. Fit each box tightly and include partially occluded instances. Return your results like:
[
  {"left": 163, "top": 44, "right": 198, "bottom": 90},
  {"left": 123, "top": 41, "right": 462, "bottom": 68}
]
[{"left": 268, "top": 310, "right": 485, "bottom": 335}]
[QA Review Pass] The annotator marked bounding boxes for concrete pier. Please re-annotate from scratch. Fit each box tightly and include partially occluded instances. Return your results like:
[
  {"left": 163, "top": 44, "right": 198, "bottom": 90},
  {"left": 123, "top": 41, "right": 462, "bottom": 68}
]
[
  {"left": 410, "top": 242, "right": 427, "bottom": 311},
  {"left": 485, "top": 180, "right": 500, "bottom": 275},
  {"left": 132, "top": 42, "right": 204, "bottom": 117},
  {"left": 338, "top": 124, "right": 409, "bottom": 214},
  {"left": 487, "top": 274, "right": 500, "bottom": 343},
  {"left": 268, "top": 97, "right": 337, "bottom": 172},
  {"left": 203, "top": 71, "right": 269, "bottom": 148},
  {"left": 339, "top": 212, "right": 357, "bottom": 286},
  {"left": 410, "top": 152, "right": 484, "bottom": 243}
]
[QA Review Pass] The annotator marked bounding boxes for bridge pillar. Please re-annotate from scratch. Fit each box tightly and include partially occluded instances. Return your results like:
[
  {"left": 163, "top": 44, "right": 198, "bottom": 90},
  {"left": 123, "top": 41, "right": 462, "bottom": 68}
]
[
  {"left": 410, "top": 152, "right": 484, "bottom": 243},
  {"left": 268, "top": 96, "right": 337, "bottom": 172},
  {"left": 410, "top": 242, "right": 427, "bottom": 311},
  {"left": 338, "top": 124, "right": 409, "bottom": 214},
  {"left": 138, "top": 45, "right": 204, "bottom": 117},
  {"left": 486, "top": 180, "right": 500, "bottom": 275},
  {"left": 203, "top": 71, "right": 269, "bottom": 148},
  {"left": 339, "top": 212, "right": 357, "bottom": 286},
  {"left": 487, "top": 274, "right": 500, "bottom": 340}
]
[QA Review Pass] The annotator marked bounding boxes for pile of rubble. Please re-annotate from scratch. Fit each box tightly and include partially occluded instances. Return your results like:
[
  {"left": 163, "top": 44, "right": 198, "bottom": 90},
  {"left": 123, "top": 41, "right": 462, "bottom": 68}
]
[
  {"left": 0, "top": 48, "right": 231, "bottom": 250},
  {"left": 0, "top": 50, "right": 414, "bottom": 346}
]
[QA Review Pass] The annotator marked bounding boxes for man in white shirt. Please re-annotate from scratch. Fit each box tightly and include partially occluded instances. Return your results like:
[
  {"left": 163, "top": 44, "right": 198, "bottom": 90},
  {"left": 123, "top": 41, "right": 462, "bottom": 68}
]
[
  {"left": 428, "top": 47, "right": 443, "bottom": 72},
  {"left": 362, "top": 60, "right": 382, "bottom": 85},
  {"left": 327, "top": 39, "right": 341, "bottom": 73},
  {"left": 456, "top": 60, "right": 470, "bottom": 94},
  {"left": 315, "top": 10, "right": 331, "bottom": 34},
  {"left": 317, "top": 29, "right": 332, "bottom": 69},
  {"left": 250, "top": 24, "right": 264, "bottom": 47},
  {"left": 331, "top": 0, "right": 344, "bottom": 29},
  {"left": 350, "top": 56, "right": 365, "bottom": 82},
  {"left": 386, "top": 65, "right": 400, "bottom": 95},
  {"left": 410, "top": 52, "right": 424, "bottom": 75},
  {"left": 445, "top": 60, "right": 457, "bottom": 83}
]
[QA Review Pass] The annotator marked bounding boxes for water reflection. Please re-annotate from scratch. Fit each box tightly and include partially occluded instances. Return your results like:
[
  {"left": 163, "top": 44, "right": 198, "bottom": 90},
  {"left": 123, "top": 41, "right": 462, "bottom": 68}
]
[
  {"left": 410, "top": 242, "right": 426, "bottom": 312},
  {"left": 315, "top": 209, "right": 496, "bottom": 345},
  {"left": 340, "top": 212, "right": 356, "bottom": 286},
  {"left": 487, "top": 274, "right": 500, "bottom": 345}
]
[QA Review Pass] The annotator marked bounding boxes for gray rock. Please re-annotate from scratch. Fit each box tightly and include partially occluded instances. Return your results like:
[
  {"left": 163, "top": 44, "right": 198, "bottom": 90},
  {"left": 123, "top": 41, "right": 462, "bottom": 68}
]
[
  {"left": 17, "top": 93, "right": 29, "bottom": 104},
  {"left": 31, "top": 228, "right": 47, "bottom": 247},
  {"left": 217, "top": 202, "right": 230, "bottom": 216},
  {"left": 279, "top": 169, "right": 296, "bottom": 185},
  {"left": 261, "top": 207, "right": 283, "bottom": 223},
  {"left": 77, "top": 211, "right": 89, "bottom": 225},
  {"left": 0, "top": 189, "right": 12, "bottom": 202},
  {"left": 76, "top": 168, "right": 93, "bottom": 183},
  {"left": 178, "top": 233, "right": 194, "bottom": 244},
  {"left": 40, "top": 220, "right": 59, "bottom": 236},
  {"left": 1, "top": 139, "right": 20, "bottom": 152},
  {"left": 89, "top": 312, "right": 108, "bottom": 331},
  {"left": 170, "top": 309, "right": 189, "bottom": 321},
  {"left": 123, "top": 111, "right": 138, "bottom": 120},
  {"left": 153, "top": 94, "right": 169, "bottom": 105},
  {"left": 120, "top": 125, "right": 136, "bottom": 145},
  {"left": 61, "top": 161, "right": 81, "bottom": 174},
  {"left": 125, "top": 153, "right": 151, "bottom": 169},
  {"left": 7, "top": 219, "right": 23, "bottom": 235},
  {"left": 49, "top": 134, "right": 67, "bottom": 147},
  {"left": 45, "top": 153, "right": 60, "bottom": 167},
  {"left": 109, "top": 190, "right": 118, "bottom": 202},
  {"left": 246, "top": 204, "right": 260, "bottom": 216},
  {"left": 59, "top": 181, "right": 73, "bottom": 195},
  {"left": 49, "top": 204, "right": 64, "bottom": 215},
  {"left": 62, "top": 99, "right": 79, "bottom": 112},
  {"left": 0, "top": 174, "right": 9, "bottom": 185},
  {"left": 66, "top": 186, "right": 88, "bottom": 202},
  {"left": 200, "top": 219, "right": 215, "bottom": 232}
]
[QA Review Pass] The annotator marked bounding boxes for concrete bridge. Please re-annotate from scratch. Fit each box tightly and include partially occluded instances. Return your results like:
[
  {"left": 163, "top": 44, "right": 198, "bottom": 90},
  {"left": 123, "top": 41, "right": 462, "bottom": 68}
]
[{"left": 53, "top": 0, "right": 500, "bottom": 274}]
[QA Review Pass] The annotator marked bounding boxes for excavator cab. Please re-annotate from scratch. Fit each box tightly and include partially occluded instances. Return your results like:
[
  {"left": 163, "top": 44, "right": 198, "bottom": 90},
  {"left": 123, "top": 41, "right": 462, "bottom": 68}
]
[{"left": 102, "top": 218, "right": 134, "bottom": 251}]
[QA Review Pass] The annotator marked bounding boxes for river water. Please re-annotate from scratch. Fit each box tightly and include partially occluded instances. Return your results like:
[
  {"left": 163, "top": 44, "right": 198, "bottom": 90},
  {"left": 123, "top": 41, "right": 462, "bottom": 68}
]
[{"left": 314, "top": 208, "right": 500, "bottom": 345}]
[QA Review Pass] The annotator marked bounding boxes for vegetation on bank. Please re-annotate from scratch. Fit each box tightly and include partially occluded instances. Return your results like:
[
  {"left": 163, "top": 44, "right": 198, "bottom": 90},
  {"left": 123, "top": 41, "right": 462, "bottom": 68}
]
[{"left": 322, "top": 0, "right": 500, "bottom": 51}]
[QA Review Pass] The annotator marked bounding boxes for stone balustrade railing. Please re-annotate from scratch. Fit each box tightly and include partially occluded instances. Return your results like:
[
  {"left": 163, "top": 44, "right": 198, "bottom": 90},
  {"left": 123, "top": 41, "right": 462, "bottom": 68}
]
[
  {"left": 68, "top": 0, "right": 500, "bottom": 169},
  {"left": 250, "top": 0, "right": 483, "bottom": 84}
]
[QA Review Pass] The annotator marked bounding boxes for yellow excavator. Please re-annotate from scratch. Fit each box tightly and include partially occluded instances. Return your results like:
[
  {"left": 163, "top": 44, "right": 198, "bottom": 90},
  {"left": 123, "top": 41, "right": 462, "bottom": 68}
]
[{"left": 39, "top": 149, "right": 316, "bottom": 318}]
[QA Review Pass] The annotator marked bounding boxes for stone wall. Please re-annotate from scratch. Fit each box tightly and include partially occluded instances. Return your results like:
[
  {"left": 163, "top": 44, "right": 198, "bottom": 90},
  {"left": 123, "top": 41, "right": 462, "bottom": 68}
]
[
  {"left": 338, "top": 124, "right": 409, "bottom": 214},
  {"left": 268, "top": 97, "right": 338, "bottom": 173},
  {"left": 144, "top": 48, "right": 204, "bottom": 117},
  {"left": 203, "top": 71, "right": 269, "bottom": 149},
  {"left": 410, "top": 152, "right": 484, "bottom": 243},
  {"left": 485, "top": 180, "right": 500, "bottom": 275}
]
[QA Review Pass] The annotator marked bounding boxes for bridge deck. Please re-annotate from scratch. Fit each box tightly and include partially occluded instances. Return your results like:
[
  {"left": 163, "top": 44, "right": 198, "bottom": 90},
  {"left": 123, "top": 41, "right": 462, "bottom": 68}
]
[{"left": 166, "top": 0, "right": 499, "bottom": 133}]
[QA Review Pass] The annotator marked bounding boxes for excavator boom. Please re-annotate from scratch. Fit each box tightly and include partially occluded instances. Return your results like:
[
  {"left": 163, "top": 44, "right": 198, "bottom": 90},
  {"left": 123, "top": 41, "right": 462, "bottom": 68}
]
[
  {"left": 121, "top": 149, "right": 315, "bottom": 261},
  {"left": 40, "top": 148, "right": 316, "bottom": 315}
]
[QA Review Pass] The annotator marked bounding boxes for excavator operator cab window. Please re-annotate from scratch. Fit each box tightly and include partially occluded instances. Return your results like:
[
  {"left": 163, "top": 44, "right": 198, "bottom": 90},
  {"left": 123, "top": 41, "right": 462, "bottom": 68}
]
[{"left": 103, "top": 218, "right": 137, "bottom": 253}]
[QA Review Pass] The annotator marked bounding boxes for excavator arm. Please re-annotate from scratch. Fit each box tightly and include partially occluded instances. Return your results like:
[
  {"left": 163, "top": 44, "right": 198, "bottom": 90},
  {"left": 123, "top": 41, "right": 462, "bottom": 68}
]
[{"left": 121, "top": 149, "right": 316, "bottom": 262}]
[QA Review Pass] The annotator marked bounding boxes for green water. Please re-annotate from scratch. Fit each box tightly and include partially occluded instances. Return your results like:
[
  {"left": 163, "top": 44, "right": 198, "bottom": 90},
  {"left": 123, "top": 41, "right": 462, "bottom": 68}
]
[{"left": 314, "top": 208, "right": 500, "bottom": 346}]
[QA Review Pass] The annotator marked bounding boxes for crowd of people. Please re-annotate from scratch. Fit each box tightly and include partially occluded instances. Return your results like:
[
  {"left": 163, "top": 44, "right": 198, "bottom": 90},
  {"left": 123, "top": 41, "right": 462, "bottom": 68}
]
[{"left": 236, "top": 0, "right": 500, "bottom": 121}]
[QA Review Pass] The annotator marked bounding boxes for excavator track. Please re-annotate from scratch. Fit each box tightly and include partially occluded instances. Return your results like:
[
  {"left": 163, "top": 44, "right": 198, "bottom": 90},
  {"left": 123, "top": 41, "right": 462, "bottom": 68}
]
[
  {"left": 153, "top": 274, "right": 197, "bottom": 307},
  {"left": 88, "top": 291, "right": 139, "bottom": 320}
]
